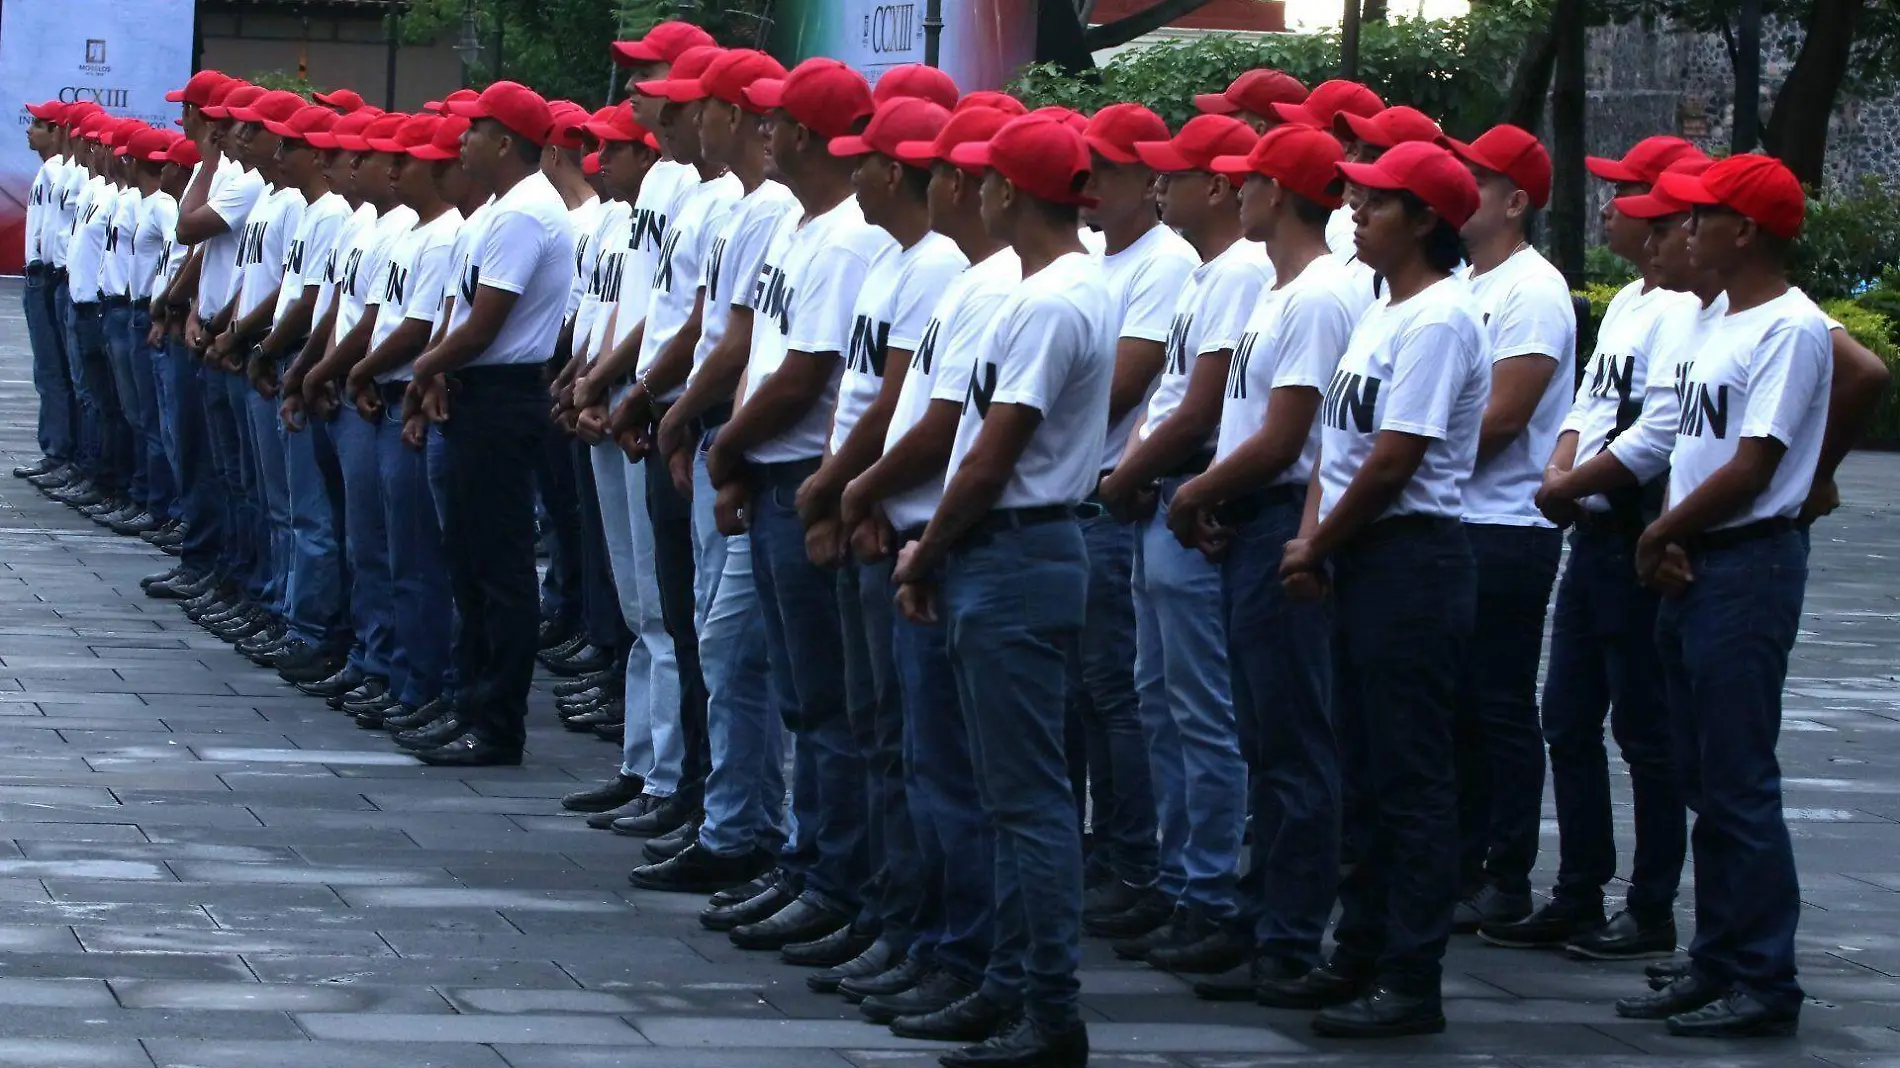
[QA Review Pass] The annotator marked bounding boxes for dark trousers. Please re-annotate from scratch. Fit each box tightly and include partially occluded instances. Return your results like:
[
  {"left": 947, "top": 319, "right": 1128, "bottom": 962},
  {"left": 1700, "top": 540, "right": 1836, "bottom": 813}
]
[
  {"left": 1657, "top": 529, "right": 1806, "bottom": 1009},
  {"left": 1542, "top": 523, "right": 1684, "bottom": 917},
  {"left": 839, "top": 556, "right": 919, "bottom": 943},
  {"left": 1331, "top": 517, "right": 1474, "bottom": 991},
  {"left": 1224, "top": 491, "right": 1337, "bottom": 966},
  {"left": 646, "top": 447, "right": 709, "bottom": 790},
  {"left": 165, "top": 341, "right": 222, "bottom": 574},
  {"left": 537, "top": 423, "right": 584, "bottom": 626},
  {"left": 24, "top": 270, "right": 76, "bottom": 462},
  {"left": 440, "top": 366, "right": 549, "bottom": 753},
  {"left": 570, "top": 438, "right": 629, "bottom": 650},
  {"left": 1455, "top": 522, "right": 1562, "bottom": 897}
]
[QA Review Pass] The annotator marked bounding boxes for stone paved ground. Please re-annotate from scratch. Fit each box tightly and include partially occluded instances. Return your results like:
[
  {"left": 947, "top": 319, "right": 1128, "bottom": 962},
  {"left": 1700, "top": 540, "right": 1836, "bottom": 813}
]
[{"left": 1, "top": 278, "right": 1899, "bottom": 1067}]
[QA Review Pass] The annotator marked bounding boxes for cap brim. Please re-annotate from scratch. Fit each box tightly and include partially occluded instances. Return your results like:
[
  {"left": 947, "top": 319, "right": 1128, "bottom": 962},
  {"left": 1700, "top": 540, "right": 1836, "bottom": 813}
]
[
  {"left": 1272, "top": 101, "right": 1321, "bottom": 127},
  {"left": 1193, "top": 92, "right": 1238, "bottom": 115},
  {"left": 1132, "top": 141, "right": 1193, "bottom": 172},
  {"left": 583, "top": 122, "right": 634, "bottom": 143},
  {"left": 893, "top": 139, "right": 940, "bottom": 166},
  {"left": 263, "top": 119, "right": 299, "bottom": 137},
  {"left": 408, "top": 145, "right": 459, "bottom": 161},
  {"left": 1338, "top": 111, "right": 1384, "bottom": 145},
  {"left": 744, "top": 79, "right": 786, "bottom": 110},
  {"left": 226, "top": 108, "right": 265, "bottom": 123},
  {"left": 364, "top": 137, "right": 405, "bottom": 153},
  {"left": 1083, "top": 135, "right": 1141, "bottom": 166},
  {"left": 1584, "top": 155, "right": 1640, "bottom": 183},
  {"left": 947, "top": 141, "right": 992, "bottom": 170},
  {"left": 612, "top": 41, "right": 664, "bottom": 65},
  {"left": 305, "top": 132, "right": 339, "bottom": 149},
  {"left": 1336, "top": 159, "right": 1406, "bottom": 192},
  {"left": 174, "top": 119, "right": 187, "bottom": 129},
  {"left": 1610, "top": 193, "right": 1688, "bottom": 220},
  {"left": 444, "top": 99, "right": 489, "bottom": 119},
  {"left": 643, "top": 132, "right": 661, "bottom": 152},
  {"left": 828, "top": 134, "right": 874, "bottom": 158},
  {"left": 165, "top": 90, "right": 186, "bottom": 103},
  {"left": 1208, "top": 153, "right": 1257, "bottom": 181},
  {"left": 200, "top": 107, "right": 230, "bottom": 120},
  {"left": 336, "top": 136, "right": 373, "bottom": 152},
  {"left": 1654, "top": 170, "right": 1719, "bottom": 207}
]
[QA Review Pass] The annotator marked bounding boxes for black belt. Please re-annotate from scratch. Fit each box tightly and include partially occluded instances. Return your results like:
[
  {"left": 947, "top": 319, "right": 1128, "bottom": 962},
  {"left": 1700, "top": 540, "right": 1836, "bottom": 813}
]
[
  {"left": 1572, "top": 508, "right": 1640, "bottom": 543},
  {"left": 101, "top": 295, "right": 130, "bottom": 309},
  {"left": 1347, "top": 513, "right": 1463, "bottom": 551},
  {"left": 451, "top": 364, "right": 545, "bottom": 385},
  {"left": 894, "top": 523, "right": 927, "bottom": 545},
  {"left": 961, "top": 505, "right": 1077, "bottom": 548},
  {"left": 380, "top": 380, "right": 409, "bottom": 407},
  {"left": 1685, "top": 517, "right": 1796, "bottom": 554},
  {"left": 1163, "top": 449, "right": 1216, "bottom": 479},
  {"left": 1074, "top": 491, "right": 1109, "bottom": 521},
  {"left": 1217, "top": 483, "right": 1305, "bottom": 526},
  {"left": 655, "top": 399, "right": 731, "bottom": 436},
  {"left": 25, "top": 263, "right": 48, "bottom": 279},
  {"left": 751, "top": 457, "right": 823, "bottom": 490}
]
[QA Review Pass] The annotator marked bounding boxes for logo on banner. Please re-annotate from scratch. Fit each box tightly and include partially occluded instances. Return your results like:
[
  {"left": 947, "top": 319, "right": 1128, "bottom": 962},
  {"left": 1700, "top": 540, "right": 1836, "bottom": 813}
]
[
  {"left": 85, "top": 39, "right": 109, "bottom": 66},
  {"left": 862, "top": 4, "right": 919, "bottom": 55}
]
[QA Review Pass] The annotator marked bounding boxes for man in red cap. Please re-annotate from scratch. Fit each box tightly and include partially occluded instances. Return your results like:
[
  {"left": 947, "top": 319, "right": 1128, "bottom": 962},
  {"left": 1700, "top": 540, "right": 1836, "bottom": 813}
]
[
  {"left": 39, "top": 104, "right": 113, "bottom": 509},
  {"left": 1194, "top": 68, "right": 1308, "bottom": 132},
  {"left": 1177, "top": 122, "right": 1364, "bottom": 1004},
  {"left": 314, "top": 87, "right": 367, "bottom": 114},
  {"left": 887, "top": 110, "right": 1111, "bottom": 1068},
  {"left": 701, "top": 54, "right": 892, "bottom": 954},
  {"left": 100, "top": 121, "right": 169, "bottom": 536},
  {"left": 17, "top": 102, "right": 79, "bottom": 487},
  {"left": 63, "top": 111, "right": 136, "bottom": 522},
  {"left": 401, "top": 79, "right": 578, "bottom": 766},
  {"left": 873, "top": 63, "right": 959, "bottom": 110},
  {"left": 1437, "top": 123, "right": 1578, "bottom": 944},
  {"left": 1275, "top": 140, "right": 1488, "bottom": 1038},
  {"left": 1097, "top": 112, "right": 1270, "bottom": 977},
  {"left": 611, "top": 18, "right": 716, "bottom": 69},
  {"left": 1068, "top": 102, "right": 1190, "bottom": 942},
  {"left": 828, "top": 101, "right": 1016, "bottom": 1037}
]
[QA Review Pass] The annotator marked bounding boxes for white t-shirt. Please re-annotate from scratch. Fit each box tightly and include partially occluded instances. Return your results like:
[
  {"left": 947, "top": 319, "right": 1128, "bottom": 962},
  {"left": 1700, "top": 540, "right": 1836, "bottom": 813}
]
[
  {"left": 572, "top": 199, "right": 631, "bottom": 363},
  {"left": 607, "top": 159, "right": 696, "bottom": 355},
  {"left": 274, "top": 191, "right": 351, "bottom": 327},
  {"left": 566, "top": 197, "right": 603, "bottom": 321},
  {"left": 441, "top": 198, "right": 493, "bottom": 325},
  {"left": 1098, "top": 224, "right": 1198, "bottom": 470},
  {"left": 68, "top": 179, "right": 116, "bottom": 303},
  {"left": 1606, "top": 291, "right": 1727, "bottom": 487},
  {"left": 370, "top": 208, "right": 463, "bottom": 381},
  {"left": 688, "top": 180, "right": 797, "bottom": 385},
  {"left": 200, "top": 162, "right": 265, "bottom": 315},
  {"left": 49, "top": 158, "right": 82, "bottom": 268},
  {"left": 333, "top": 204, "right": 417, "bottom": 344},
  {"left": 26, "top": 158, "right": 55, "bottom": 267},
  {"left": 1663, "top": 289, "right": 1832, "bottom": 529},
  {"left": 1317, "top": 276, "right": 1491, "bottom": 523},
  {"left": 101, "top": 187, "right": 141, "bottom": 301},
  {"left": 831, "top": 231, "right": 969, "bottom": 453},
  {"left": 1137, "top": 239, "right": 1273, "bottom": 448},
  {"left": 945, "top": 251, "right": 1115, "bottom": 510},
  {"left": 460, "top": 171, "right": 576, "bottom": 368},
  {"left": 1460, "top": 246, "right": 1577, "bottom": 525},
  {"left": 136, "top": 191, "right": 180, "bottom": 301},
  {"left": 636, "top": 171, "right": 743, "bottom": 399},
  {"left": 234, "top": 186, "right": 306, "bottom": 321},
  {"left": 885, "top": 248, "right": 1020, "bottom": 531},
  {"left": 1562, "top": 280, "right": 1693, "bottom": 511},
  {"left": 740, "top": 196, "right": 895, "bottom": 464},
  {"left": 1215, "top": 253, "right": 1367, "bottom": 485}
]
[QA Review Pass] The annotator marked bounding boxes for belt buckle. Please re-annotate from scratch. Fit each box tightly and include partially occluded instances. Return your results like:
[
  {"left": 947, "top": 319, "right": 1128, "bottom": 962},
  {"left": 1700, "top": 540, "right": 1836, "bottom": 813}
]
[{"left": 1074, "top": 501, "right": 1106, "bottom": 521}]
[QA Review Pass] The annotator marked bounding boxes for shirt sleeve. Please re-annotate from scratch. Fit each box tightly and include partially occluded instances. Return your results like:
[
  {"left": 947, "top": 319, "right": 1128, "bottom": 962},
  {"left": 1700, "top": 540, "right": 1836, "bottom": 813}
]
[
  {"left": 1270, "top": 287, "right": 1355, "bottom": 391},
  {"left": 1380, "top": 318, "right": 1476, "bottom": 440},
  {"left": 1121, "top": 252, "right": 1192, "bottom": 343},
  {"left": 990, "top": 296, "right": 1085, "bottom": 414},
  {"left": 930, "top": 285, "right": 1009, "bottom": 404},
  {"left": 302, "top": 212, "right": 347, "bottom": 293},
  {"left": 1739, "top": 321, "right": 1832, "bottom": 445},
  {"left": 1606, "top": 333, "right": 1684, "bottom": 483},
  {"left": 475, "top": 209, "right": 554, "bottom": 296},
  {"left": 730, "top": 207, "right": 789, "bottom": 311},
  {"left": 888, "top": 254, "right": 963, "bottom": 352},
  {"left": 405, "top": 238, "right": 456, "bottom": 325},
  {"left": 787, "top": 243, "right": 874, "bottom": 355},
  {"left": 1197, "top": 261, "right": 1269, "bottom": 356},
  {"left": 1488, "top": 276, "right": 1576, "bottom": 363},
  {"left": 209, "top": 174, "right": 261, "bottom": 230}
]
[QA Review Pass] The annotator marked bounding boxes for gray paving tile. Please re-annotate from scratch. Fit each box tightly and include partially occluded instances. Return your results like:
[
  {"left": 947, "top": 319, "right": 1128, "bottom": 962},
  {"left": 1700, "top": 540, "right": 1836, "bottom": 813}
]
[
  {"left": 0, "top": 1039, "right": 153, "bottom": 1067},
  {"left": 242, "top": 954, "right": 583, "bottom": 989},
  {"left": 294, "top": 1012, "right": 646, "bottom": 1044},
  {"left": 110, "top": 979, "right": 453, "bottom": 1014},
  {"left": 497, "top": 1050, "right": 854, "bottom": 1068},
  {"left": 144, "top": 1040, "right": 512, "bottom": 1068}
]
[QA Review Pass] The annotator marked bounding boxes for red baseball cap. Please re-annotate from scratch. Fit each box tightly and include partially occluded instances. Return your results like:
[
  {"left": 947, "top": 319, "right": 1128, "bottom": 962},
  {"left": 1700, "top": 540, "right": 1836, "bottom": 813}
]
[
  {"left": 264, "top": 104, "right": 338, "bottom": 142},
  {"left": 1655, "top": 152, "right": 1806, "bottom": 239},
  {"left": 119, "top": 127, "right": 174, "bottom": 162},
  {"left": 1083, "top": 103, "right": 1169, "bottom": 166},
  {"left": 1272, "top": 78, "right": 1383, "bottom": 128},
  {"left": 1585, "top": 135, "right": 1706, "bottom": 185},
  {"left": 61, "top": 102, "right": 103, "bottom": 129},
  {"left": 167, "top": 70, "right": 230, "bottom": 105},
  {"left": 410, "top": 114, "right": 471, "bottom": 161},
  {"left": 447, "top": 80, "right": 555, "bottom": 146},
  {"left": 100, "top": 119, "right": 146, "bottom": 147},
  {"left": 424, "top": 89, "right": 478, "bottom": 115},
  {"left": 26, "top": 100, "right": 66, "bottom": 122},
  {"left": 1442, "top": 123, "right": 1552, "bottom": 209},
  {"left": 164, "top": 138, "right": 203, "bottom": 168},
  {"left": 1211, "top": 123, "right": 1345, "bottom": 209},
  {"left": 894, "top": 104, "right": 1013, "bottom": 170},
  {"left": 1338, "top": 141, "right": 1480, "bottom": 228},
  {"left": 746, "top": 58, "right": 874, "bottom": 140},
  {"left": 228, "top": 89, "right": 308, "bottom": 126},
  {"left": 685, "top": 49, "right": 786, "bottom": 113},
  {"left": 583, "top": 151, "right": 601, "bottom": 176},
  {"left": 635, "top": 44, "right": 725, "bottom": 100},
  {"left": 948, "top": 114, "right": 1098, "bottom": 208},
  {"left": 1029, "top": 105, "right": 1088, "bottom": 133},
  {"left": 874, "top": 64, "right": 959, "bottom": 110},
  {"left": 1336, "top": 105, "right": 1442, "bottom": 150},
  {"left": 1610, "top": 157, "right": 1715, "bottom": 220},
  {"left": 203, "top": 84, "right": 265, "bottom": 120},
  {"left": 956, "top": 90, "right": 1027, "bottom": 116},
  {"left": 547, "top": 108, "right": 590, "bottom": 151},
  {"left": 314, "top": 88, "right": 366, "bottom": 112},
  {"left": 612, "top": 20, "right": 716, "bottom": 66},
  {"left": 307, "top": 108, "right": 376, "bottom": 150},
  {"left": 369, "top": 113, "right": 437, "bottom": 154},
  {"left": 831, "top": 97, "right": 951, "bottom": 159},
  {"left": 1134, "top": 114, "right": 1257, "bottom": 174},
  {"left": 339, "top": 112, "right": 404, "bottom": 153},
  {"left": 1194, "top": 69, "right": 1308, "bottom": 119},
  {"left": 582, "top": 102, "right": 661, "bottom": 151}
]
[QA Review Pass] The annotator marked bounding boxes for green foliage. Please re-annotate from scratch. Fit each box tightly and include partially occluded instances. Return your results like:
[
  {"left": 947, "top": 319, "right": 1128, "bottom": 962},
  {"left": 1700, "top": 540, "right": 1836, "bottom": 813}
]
[
  {"left": 1576, "top": 281, "right": 1626, "bottom": 323},
  {"left": 1585, "top": 245, "right": 1638, "bottom": 288},
  {"left": 1790, "top": 176, "right": 1900, "bottom": 302},
  {"left": 1009, "top": 1, "right": 1547, "bottom": 135},
  {"left": 1822, "top": 299, "right": 1900, "bottom": 443},
  {"left": 245, "top": 70, "right": 314, "bottom": 97}
]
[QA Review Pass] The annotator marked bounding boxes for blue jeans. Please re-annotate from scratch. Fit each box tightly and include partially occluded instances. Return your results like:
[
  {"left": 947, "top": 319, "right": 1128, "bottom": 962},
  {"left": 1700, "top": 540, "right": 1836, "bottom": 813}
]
[
  {"left": 64, "top": 297, "right": 120, "bottom": 487},
  {"left": 1455, "top": 523, "right": 1562, "bottom": 897},
  {"left": 894, "top": 601, "right": 993, "bottom": 984},
  {"left": 333, "top": 403, "right": 398, "bottom": 680},
  {"left": 693, "top": 440, "right": 785, "bottom": 857},
  {"left": 223, "top": 372, "right": 268, "bottom": 603},
  {"left": 1542, "top": 523, "right": 1684, "bottom": 918},
  {"left": 162, "top": 340, "right": 222, "bottom": 574},
  {"left": 747, "top": 459, "right": 866, "bottom": 913},
  {"left": 101, "top": 303, "right": 146, "bottom": 504},
  {"left": 1069, "top": 509, "right": 1157, "bottom": 888},
  {"left": 1657, "top": 529, "right": 1806, "bottom": 1010},
  {"left": 839, "top": 556, "right": 918, "bottom": 941},
  {"left": 125, "top": 308, "right": 174, "bottom": 514},
  {"left": 24, "top": 271, "right": 75, "bottom": 462},
  {"left": 1331, "top": 517, "right": 1474, "bottom": 991},
  {"left": 426, "top": 422, "right": 460, "bottom": 698},
  {"left": 570, "top": 439, "right": 630, "bottom": 649},
  {"left": 1223, "top": 490, "right": 1337, "bottom": 966},
  {"left": 944, "top": 517, "right": 1087, "bottom": 1027},
  {"left": 245, "top": 384, "right": 291, "bottom": 621},
  {"left": 205, "top": 371, "right": 259, "bottom": 593},
  {"left": 379, "top": 397, "right": 452, "bottom": 707},
  {"left": 1134, "top": 478, "right": 1246, "bottom": 918}
]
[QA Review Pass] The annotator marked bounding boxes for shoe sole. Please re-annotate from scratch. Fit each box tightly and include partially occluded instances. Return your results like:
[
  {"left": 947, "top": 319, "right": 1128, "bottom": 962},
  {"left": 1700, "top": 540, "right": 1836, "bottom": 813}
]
[
  {"left": 1477, "top": 931, "right": 1579, "bottom": 950},
  {"left": 1566, "top": 943, "right": 1680, "bottom": 962},
  {"left": 1311, "top": 1013, "right": 1447, "bottom": 1038},
  {"left": 1664, "top": 1017, "right": 1799, "bottom": 1038}
]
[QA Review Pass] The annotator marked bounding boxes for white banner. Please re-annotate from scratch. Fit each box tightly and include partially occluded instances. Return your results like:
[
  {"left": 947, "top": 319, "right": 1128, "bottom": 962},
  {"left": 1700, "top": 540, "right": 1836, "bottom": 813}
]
[{"left": 0, "top": 0, "right": 196, "bottom": 272}]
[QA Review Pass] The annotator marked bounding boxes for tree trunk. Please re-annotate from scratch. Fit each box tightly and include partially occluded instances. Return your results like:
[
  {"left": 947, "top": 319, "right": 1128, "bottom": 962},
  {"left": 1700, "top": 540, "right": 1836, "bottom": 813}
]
[
  {"left": 1762, "top": 0, "right": 1862, "bottom": 185},
  {"left": 1037, "top": 0, "right": 1097, "bottom": 69},
  {"left": 1362, "top": 0, "right": 1388, "bottom": 22},
  {"left": 1549, "top": 0, "right": 1588, "bottom": 286},
  {"left": 1499, "top": 19, "right": 1559, "bottom": 133},
  {"left": 1082, "top": 0, "right": 1224, "bottom": 52}
]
